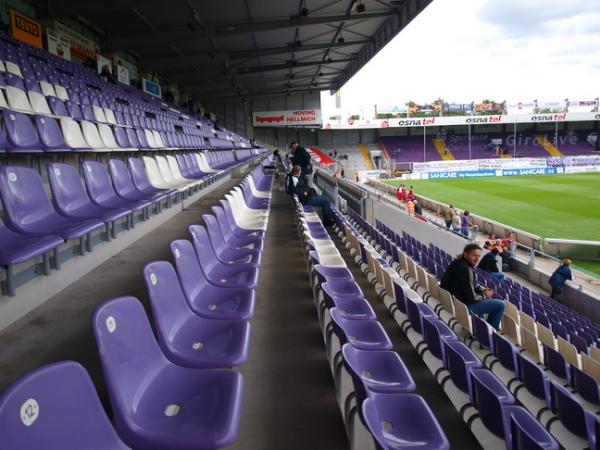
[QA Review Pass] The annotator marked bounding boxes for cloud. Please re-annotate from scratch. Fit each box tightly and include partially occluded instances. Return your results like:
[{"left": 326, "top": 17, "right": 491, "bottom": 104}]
[{"left": 321, "top": 0, "right": 600, "bottom": 116}]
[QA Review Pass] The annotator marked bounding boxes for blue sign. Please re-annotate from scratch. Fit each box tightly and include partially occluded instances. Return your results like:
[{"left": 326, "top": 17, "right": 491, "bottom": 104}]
[
  {"left": 142, "top": 78, "right": 162, "bottom": 98},
  {"left": 428, "top": 170, "right": 496, "bottom": 179},
  {"left": 501, "top": 168, "right": 558, "bottom": 176}
]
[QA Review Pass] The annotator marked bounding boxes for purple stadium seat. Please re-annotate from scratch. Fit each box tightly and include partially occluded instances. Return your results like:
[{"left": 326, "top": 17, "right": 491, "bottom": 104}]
[
  {"left": 143, "top": 260, "right": 251, "bottom": 368},
  {"left": 2, "top": 110, "right": 42, "bottom": 153},
  {"left": 569, "top": 364, "right": 600, "bottom": 405},
  {"left": 127, "top": 157, "right": 174, "bottom": 203},
  {"left": 0, "top": 361, "right": 131, "bottom": 450},
  {"left": 516, "top": 353, "right": 551, "bottom": 403},
  {"left": 0, "top": 166, "right": 104, "bottom": 244},
  {"left": 329, "top": 308, "right": 393, "bottom": 351},
  {"left": 81, "top": 161, "right": 150, "bottom": 213},
  {"left": 202, "top": 214, "right": 262, "bottom": 266},
  {"left": 543, "top": 344, "right": 569, "bottom": 381},
  {"left": 0, "top": 220, "right": 62, "bottom": 295},
  {"left": 188, "top": 224, "right": 259, "bottom": 289},
  {"left": 108, "top": 159, "right": 162, "bottom": 206},
  {"left": 47, "top": 163, "right": 131, "bottom": 238},
  {"left": 33, "top": 116, "right": 69, "bottom": 152},
  {"left": 93, "top": 296, "right": 244, "bottom": 450},
  {"left": 211, "top": 206, "right": 264, "bottom": 249},
  {"left": 361, "top": 392, "right": 450, "bottom": 450},
  {"left": 170, "top": 239, "right": 255, "bottom": 320},
  {"left": 442, "top": 339, "right": 482, "bottom": 393},
  {"left": 341, "top": 344, "right": 415, "bottom": 404},
  {"left": 469, "top": 368, "right": 515, "bottom": 437},
  {"left": 492, "top": 332, "right": 519, "bottom": 372},
  {"left": 47, "top": 97, "right": 69, "bottom": 116},
  {"left": 421, "top": 316, "right": 458, "bottom": 360},
  {"left": 548, "top": 381, "right": 596, "bottom": 441},
  {"left": 405, "top": 296, "right": 436, "bottom": 335}
]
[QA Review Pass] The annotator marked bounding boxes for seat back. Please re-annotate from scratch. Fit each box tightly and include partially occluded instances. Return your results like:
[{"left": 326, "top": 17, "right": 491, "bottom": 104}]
[
  {"left": 543, "top": 344, "right": 569, "bottom": 379},
  {"left": 108, "top": 159, "right": 137, "bottom": 197},
  {"left": 35, "top": 116, "right": 66, "bottom": 150},
  {"left": 472, "top": 315, "right": 493, "bottom": 349},
  {"left": 3, "top": 110, "right": 40, "bottom": 150},
  {"left": 582, "top": 353, "right": 600, "bottom": 384},
  {"left": 493, "top": 332, "right": 518, "bottom": 371},
  {"left": 0, "top": 361, "right": 130, "bottom": 450},
  {"left": 188, "top": 225, "right": 219, "bottom": 274},
  {"left": 469, "top": 368, "right": 513, "bottom": 438},
  {"left": 128, "top": 158, "right": 153, "bottom": 191},
  {"left": 93, "top": 297, "right": 164, "bottom": 425},
  {"left": 60, "top": 117, "right": 88, "bottom": 148},
  {"left": 520, "top": 326, "right": 542, "bottom": 363},
  {"left": 508, "top": 407, "right": 559, "bottom": 450},
  {"left": 0, "top": 166, "right": 56, "bottom": 233},
  {"left": 570, "top": 364, "right": 600, "bottom": 405},
  {"left": 557, "top": 336, "right": 580, "bottom": 368},
  {"left": 548, "top": 381, "right": 588, "bottom": 438},
  {"left": 501, "top": 314, "right": 520, "bottom": 344},
  {"left": 537, "top": 323, "right": 556, "bottom": 350},
  {"left": 452, "top": 297, "right": 472, "bottom": 333},
  {"left": 143, "top": 261, "right": 192, "bottom": 343},
  {"left": 81, "top": 161, "right": 118, "bottom": 203},
  {"left": 98, "top": 124, "right": 118, "bottom": 148},
  {"left": 47, "top": 163, "right": 92, "bottom": 215},
  {"left": 155, "top": 156, "right": 178, "bottom": 185},
  {"left": 142, "top": 156, "right": 171, "bottom": 189},
  {"left": 443, "top": 340, "right": 480, "bottom": 393},
  {"left": 170, "top": 239, "right": 212, "bottom": 304},
  {"left": 517, "top": 353, "right": 549, "bottom": 401}
]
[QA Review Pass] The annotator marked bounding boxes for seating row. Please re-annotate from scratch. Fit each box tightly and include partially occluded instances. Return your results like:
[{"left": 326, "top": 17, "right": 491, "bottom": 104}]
[
  {"left": 341, "top": 207, "right": 600, "bottom": 449},
  {"left": 291, "top": 195, "right": 451, "bottom": 449},
  {"left": 0, "top": 34, "right": 252, "bottom": 149},
  {"left": 382, "top": 222, "right": 600, "bottom": 394},
  {"left": 0, "top": 160, "right": 275, "bottom": 449},
  {"left": 0, "top": 150, "right": 254, "bottom": 296}
]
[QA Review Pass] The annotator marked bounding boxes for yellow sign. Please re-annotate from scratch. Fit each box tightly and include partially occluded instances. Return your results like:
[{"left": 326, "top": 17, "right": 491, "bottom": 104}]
[{"left": 10, "top": 10, "right": 42, "bottom": 49}]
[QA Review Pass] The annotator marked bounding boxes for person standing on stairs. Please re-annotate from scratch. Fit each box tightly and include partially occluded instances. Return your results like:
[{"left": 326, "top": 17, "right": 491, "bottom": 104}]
[{"left": 289, "top": 141, "right": 315, "bottom": 189}]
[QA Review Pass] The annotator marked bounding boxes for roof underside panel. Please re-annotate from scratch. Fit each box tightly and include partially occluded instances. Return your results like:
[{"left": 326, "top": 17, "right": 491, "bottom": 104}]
[{"left": 42, "top": 0, "right": 432, "bottom": 102}]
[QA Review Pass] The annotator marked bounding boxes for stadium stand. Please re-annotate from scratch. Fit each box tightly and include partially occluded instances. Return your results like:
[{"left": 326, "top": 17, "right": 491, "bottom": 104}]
[
  {"left": 382, "top": 131, "right": 599, "bottom": 164},
  {"left": 335, "top": 206, "right": 600, "bottom": 449},
  {"left": 2, "top": 1, "right": 599, "bottom": 449}
]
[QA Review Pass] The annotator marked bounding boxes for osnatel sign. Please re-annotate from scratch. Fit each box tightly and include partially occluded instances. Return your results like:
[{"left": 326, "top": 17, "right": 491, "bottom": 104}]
[
  {"left": 253, "top": 109, "right": 322, "bottom": 127},
  {"left": 10, "top": 10, "right": 42, "bottom": 49}
]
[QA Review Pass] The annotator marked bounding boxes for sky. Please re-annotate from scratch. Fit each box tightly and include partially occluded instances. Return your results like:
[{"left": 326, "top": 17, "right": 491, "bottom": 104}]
[{"left": 321, "top": 0, "right": 600, "bottom": 116}]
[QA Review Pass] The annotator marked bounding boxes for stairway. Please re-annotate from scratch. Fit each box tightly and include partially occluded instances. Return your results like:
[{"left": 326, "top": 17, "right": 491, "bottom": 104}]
[
  {"left": 535, "top": 135, "right": 563, "bottom": 157},
  {"left": 432, "top": 138, "right": 455, "bottom": 160},
  {"left": 359, "top": 144, "right": 375, "bottom": 169}
]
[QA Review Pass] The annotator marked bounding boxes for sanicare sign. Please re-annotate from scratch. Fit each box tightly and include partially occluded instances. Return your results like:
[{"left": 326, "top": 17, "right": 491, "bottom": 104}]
[{"left": 253, "top": 109, "right": 322, "bottom": 127}]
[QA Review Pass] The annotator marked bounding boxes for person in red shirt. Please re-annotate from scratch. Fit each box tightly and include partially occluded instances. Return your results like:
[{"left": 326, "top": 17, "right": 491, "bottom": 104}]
[
  {"left": 400, "top": 184, "right": 406, "bottom": 202},
  {"left": 396, "top": 186, "right": 402, "bottom": 201},
  {"left": 407, "top": 185, "right": 415, "bottom": 202}
]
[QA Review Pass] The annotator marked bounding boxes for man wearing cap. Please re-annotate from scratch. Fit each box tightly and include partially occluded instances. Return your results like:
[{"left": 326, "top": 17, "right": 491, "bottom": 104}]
[{"left": 289, "top": 141, "right": 315, "bottom": 188}]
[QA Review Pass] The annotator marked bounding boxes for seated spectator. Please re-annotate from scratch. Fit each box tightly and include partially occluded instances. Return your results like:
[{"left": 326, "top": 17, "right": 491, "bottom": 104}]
[
  {"left": 287, "top": 165, "right": 334, "bottom": 226},
  {"left": 478, "top": 248, "right": 505, "bottom": 282},
  {"left": 406, "top": 199, "right": 415, "bottom": 216},
  {"left": 501, "top": 231, "right": 516, "bottom": 250},
  {"left": 483, "top": 234, "right": 496, "bottom": 249},
  {"left": 413, "top": 199, "right": 423, "bottom": 216},
  {"left": 549, "top": 259, "right": 573, "bottom": 301},
  {"left": 440, "top": 244, "right": 505, "bottom": 329},
  {"left": 499, "top": 246, "right": 513, "bottom": 272}
]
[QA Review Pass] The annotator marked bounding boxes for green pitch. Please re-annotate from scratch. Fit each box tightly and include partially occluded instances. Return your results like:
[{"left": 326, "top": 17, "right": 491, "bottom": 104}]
[
  {"left": 384, "top": 173, "right": 600, "bottom": 241},
  {"left": 385, "top": 173, "right": 600, "bottom": 275}
]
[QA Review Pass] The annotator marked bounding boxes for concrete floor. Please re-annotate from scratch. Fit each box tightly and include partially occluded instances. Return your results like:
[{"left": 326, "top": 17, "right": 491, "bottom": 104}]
[{"left": 0, "top": 176, "right": 348, "bottom": 449}]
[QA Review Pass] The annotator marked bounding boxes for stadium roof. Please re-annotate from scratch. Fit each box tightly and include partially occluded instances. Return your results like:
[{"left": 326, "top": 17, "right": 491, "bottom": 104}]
[{"left": 42, "top": 0, "right": 431, "bottom": 102}]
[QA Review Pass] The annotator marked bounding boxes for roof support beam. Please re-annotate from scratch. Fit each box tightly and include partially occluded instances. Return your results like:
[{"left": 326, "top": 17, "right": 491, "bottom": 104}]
[
  {"left": 108, "top": 10, "right": 398, "bottom": 49},
  {"left": 143, "top": 39, "right": 370, "bottom": 70}
]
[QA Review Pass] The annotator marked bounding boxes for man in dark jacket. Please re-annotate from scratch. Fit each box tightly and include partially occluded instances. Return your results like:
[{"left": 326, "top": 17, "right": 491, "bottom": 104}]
[
  {"left": 290, "top": 141, "right": 315, "bottom": 188},
  {"left": 440, "top": 243, "right": 505, "bottom": 329},
  {"left": 478, "top": 247, "right": 505, "bottom": 282},
  {"left": 287, "top": 165, "right": 334, "bottom": 225}
]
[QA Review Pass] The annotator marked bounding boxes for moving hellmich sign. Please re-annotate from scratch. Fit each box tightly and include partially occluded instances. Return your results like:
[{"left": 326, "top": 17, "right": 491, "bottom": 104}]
[{"left": 253, "top": 109, "right": 322, "bottom": 127}]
